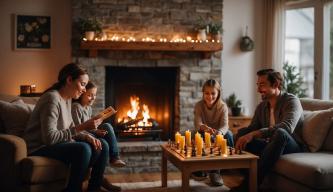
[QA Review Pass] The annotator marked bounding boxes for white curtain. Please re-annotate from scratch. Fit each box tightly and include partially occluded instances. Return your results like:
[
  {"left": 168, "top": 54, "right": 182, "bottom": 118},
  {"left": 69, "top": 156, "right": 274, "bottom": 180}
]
[{"left": 262, "top": 0, "right": 286, "bottom": 73}]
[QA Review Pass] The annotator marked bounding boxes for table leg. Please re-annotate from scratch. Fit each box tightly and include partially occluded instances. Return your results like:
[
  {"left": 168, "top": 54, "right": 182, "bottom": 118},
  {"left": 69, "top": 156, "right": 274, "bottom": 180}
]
[
  {"left": 161, "top": 150, "right": 167, "bottom": 187},
  {"left": 249, "top": 159, "right": 257, "bottom": 192},
  {"left": 181, "top": 169, "right": 190, "bottom": 192}
]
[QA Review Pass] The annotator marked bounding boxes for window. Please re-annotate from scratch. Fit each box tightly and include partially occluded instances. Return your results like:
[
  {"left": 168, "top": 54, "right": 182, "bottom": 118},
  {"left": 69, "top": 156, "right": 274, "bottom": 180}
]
[
  {"left": 283, "top": 0, "right": 333, "bottom": 99},
  {"left": 285, "top": 7, "right": 315, "bottom": 98}
]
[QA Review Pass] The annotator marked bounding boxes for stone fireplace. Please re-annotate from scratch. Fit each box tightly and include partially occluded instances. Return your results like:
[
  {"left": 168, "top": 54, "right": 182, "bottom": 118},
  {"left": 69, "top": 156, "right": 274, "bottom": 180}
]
[
  {"left": 72, "top": 0, "right": 223, "bottom": 172},
  {"left": 72, "top": 0, "right": 223, "bottom": 138}
]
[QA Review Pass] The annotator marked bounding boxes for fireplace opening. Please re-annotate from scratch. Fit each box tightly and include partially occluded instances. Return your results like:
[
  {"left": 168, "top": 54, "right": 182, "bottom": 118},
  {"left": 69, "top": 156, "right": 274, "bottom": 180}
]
[{"left": 105, "top": 66, "right": 179, "bottom": 141}]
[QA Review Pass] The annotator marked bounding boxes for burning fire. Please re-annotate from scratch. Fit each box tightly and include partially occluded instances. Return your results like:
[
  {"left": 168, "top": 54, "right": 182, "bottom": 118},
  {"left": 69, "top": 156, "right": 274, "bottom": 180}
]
[{"left": 118, "top": 95, "right": 152, "bottom": 127}]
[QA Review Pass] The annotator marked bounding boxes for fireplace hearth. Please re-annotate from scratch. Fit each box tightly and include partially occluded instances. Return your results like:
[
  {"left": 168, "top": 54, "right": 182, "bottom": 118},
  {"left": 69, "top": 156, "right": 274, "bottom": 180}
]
[
  {"left": 115, "top": 95, "right": 162, "bottom": 140},
  {"left": 105, "top": 66, "right": 178, "bottom": 141}
]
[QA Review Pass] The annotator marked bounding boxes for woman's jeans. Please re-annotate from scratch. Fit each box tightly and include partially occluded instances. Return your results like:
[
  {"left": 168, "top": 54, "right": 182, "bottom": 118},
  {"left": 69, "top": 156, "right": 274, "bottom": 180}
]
[
  {"left": 96, "top": 123, "right": 120, "bottom": 160},
  {"left": 30, "top": 139, "right": 109, "bottom": 192},
  {"left": 236, "top": 127, "right": 302, "bottom": 185}
]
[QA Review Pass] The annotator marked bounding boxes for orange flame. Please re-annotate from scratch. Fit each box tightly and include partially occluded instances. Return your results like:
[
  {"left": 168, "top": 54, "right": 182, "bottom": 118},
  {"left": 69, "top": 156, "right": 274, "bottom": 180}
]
[{"left": 127, "top": 96, "right": 140, "bottom": 119}]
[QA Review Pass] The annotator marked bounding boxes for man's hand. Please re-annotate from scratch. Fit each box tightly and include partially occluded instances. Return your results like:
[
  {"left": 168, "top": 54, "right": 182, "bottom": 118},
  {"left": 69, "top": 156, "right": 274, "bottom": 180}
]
[
  {"left": 235, "top": 132, "right": 254, "bottom": 150},
  {"left": 85, "top": 134, "right": 102, "bottom": 150}
]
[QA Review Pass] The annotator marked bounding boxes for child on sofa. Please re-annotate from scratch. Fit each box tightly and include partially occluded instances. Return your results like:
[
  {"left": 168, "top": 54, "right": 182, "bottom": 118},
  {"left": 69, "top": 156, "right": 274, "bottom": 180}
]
[
  {"left": 72, "top": 81, "right": 125, "bottom": 167},
  {"left": 72, "top": 81, "right": 125, "bottom": 191}
]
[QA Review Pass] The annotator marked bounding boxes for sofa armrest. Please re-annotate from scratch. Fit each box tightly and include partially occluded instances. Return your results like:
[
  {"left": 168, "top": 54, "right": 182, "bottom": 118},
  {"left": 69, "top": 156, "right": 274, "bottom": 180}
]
[{"left": 0, "top": 134, "right": 27, "bottom": 190}]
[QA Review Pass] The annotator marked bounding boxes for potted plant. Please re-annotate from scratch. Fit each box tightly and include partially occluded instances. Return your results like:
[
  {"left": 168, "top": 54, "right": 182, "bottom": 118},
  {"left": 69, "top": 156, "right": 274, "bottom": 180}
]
[
  {"left": 208, "top": 22, "right": 223, "bottom": 41},
  {"left": 283, "top": 62, "right": 307, "bottom": 98},
  {"left": 195, "top": 16, "right": 208, "bottom": 41},
  {"left": 78, "top": 17, "right": 102, "bottom": 41},
  {"left": 225, "top": 93, "right": 242, "bottom": 116}
]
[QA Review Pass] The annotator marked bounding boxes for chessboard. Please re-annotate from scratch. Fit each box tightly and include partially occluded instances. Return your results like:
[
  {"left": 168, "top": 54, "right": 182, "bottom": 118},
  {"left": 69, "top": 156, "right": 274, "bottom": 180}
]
[{"left": 167, "top": 142, "right": 247, "bottom": 159}]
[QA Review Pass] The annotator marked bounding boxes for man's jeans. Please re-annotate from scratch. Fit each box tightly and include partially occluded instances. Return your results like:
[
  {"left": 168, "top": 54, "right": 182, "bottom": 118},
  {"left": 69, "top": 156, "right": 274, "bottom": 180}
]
[
  {"left": 237, "top": 128, "right": 302, "bottom": 185},
  {"left": 30, "top": 139, "right": 109, "bottom": 192},
  {"left": 96, "top": 123, "right": 120, "bottom": 160}
]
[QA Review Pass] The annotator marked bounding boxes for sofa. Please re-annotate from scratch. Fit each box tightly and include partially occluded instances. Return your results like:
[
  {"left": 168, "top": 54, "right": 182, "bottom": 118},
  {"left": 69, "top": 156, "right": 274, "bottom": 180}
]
[
  {"left": 263, "top": 98, "right": 333, "bottom": 192},
  {"left": 0, "top": 94, "right": 69, "bottom": 192}
]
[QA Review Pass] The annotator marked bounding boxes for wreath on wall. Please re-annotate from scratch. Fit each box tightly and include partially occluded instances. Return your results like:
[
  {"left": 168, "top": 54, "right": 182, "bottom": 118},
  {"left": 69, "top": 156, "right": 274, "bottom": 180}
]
[{"left": 240, "top": 26, "right": 254, "bottom": 52}]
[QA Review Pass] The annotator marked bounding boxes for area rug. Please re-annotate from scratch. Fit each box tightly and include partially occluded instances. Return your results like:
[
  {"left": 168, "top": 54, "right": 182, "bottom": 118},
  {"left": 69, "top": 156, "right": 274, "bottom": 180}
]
[{"left": 113, "top": 179, "right": 230, "bottom": 192}]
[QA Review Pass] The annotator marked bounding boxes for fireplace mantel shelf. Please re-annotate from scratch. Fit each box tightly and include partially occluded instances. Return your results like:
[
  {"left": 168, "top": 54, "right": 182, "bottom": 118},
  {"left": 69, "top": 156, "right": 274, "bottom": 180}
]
[{"left": 80, "top": 41, "right": 223, "bottom": 58}]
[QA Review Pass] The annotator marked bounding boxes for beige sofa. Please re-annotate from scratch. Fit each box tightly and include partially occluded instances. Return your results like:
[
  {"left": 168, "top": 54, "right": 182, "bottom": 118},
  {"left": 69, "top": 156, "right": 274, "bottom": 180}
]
[
  {"left": 0, "top": 95, "right": 69, "bottom": 192},
  {"left": 264, "top": 98, "right": 333, "bottom": 192}
]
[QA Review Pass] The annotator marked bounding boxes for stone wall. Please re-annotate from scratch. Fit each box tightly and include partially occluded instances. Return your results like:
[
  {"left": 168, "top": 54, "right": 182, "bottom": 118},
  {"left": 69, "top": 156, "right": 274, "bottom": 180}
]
[{"left": 72, "top": 0, "right": 223, "bottom": 133}]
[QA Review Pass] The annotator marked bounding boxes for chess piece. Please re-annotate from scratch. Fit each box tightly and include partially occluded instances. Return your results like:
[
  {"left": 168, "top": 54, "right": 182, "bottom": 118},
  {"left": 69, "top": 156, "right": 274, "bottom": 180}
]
[
  {"left": 202, "top": 148, "right": 206, "bottom": 156},
  {"left": 210, "top": 147, "right": 213, "bottom": 155},
  {"left": 191, "top": 145, "right": 196, "bottom": 157},
  {"left": 218, "top": 147, "right": 222, "bottom": 156},
  {"left": 184, "top": 145, "right": 187, "bottom": 155},
  {"left": 176, "top": 142, "right": 180, "bottom": 150},
  {"left": 229, "top": 147, "right": 233, "bottom": 155},
  {"left": 168, "top": 139, "right": 171, "bottom": 147}
]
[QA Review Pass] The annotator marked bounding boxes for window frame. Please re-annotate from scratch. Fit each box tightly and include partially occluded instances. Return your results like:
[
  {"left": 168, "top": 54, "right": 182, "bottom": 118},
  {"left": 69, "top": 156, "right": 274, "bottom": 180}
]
[{"left": 284, "top": 0, "right": 331, "bottom": 99}]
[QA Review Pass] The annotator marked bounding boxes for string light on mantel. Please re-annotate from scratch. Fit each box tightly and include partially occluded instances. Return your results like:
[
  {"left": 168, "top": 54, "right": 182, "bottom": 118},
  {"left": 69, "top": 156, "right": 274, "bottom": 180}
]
[{"left": 82, "top": 35, "right": 221, "bottom": 43}]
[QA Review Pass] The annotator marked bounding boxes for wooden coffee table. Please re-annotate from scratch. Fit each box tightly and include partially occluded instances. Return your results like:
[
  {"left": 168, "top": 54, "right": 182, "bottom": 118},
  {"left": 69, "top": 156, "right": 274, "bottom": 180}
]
[{"left": 161, "top": 144, "right": 259, "bottom": 192}]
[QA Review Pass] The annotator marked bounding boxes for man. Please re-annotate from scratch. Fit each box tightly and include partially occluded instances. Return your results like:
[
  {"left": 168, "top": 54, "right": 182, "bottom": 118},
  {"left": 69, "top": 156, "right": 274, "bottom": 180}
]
[{"left": 234, "top": 69, "right": 304, "bottom": 189}]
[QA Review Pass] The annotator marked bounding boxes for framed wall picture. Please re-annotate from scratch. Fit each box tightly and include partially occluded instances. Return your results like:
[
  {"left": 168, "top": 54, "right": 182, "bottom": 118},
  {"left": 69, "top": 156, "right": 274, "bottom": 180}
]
[{"left": 14, "top": 14, "right": 51, "bottom": 50}]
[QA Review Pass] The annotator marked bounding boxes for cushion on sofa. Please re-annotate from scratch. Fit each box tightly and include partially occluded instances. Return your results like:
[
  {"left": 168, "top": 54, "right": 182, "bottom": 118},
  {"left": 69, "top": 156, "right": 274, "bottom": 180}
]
[
  {"left": 300, "top": 98, "right": 333, "bottom": 111},
  {"left": 20, "top": 156, "right": 69, "bottom": 184},
  {"left": 0, "top": 100, "right": 34, "bottom": 137},
  {"left": 302, "top": 109, "right": 333, "bottom": 152},
  {"left": 0, "top": 94, "right": 39, "bottom": 105},
  {"left": 322, "top": 123, "right": 333, "bottom": 151},
  {"left": 274, "top": 152, "right": 333, "bottom": 189}
]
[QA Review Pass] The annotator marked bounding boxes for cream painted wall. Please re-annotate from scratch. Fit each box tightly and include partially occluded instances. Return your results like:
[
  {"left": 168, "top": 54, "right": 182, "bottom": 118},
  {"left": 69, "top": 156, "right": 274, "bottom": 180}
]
[
  {"left": 0, "top": 0, "right": 71, "bottom": 95},
  {"left": 222, "top": 0, "right": 263, "bottom": 115}
]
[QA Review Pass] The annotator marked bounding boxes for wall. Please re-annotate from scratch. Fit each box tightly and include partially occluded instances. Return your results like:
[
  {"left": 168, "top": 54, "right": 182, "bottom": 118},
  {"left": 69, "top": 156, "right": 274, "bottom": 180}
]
[
  {"left": 222, "top": 0, "right": 263, "bottom": 115},
  {"left": 0, "top": 0, "right": 72, "bottom": 95}
]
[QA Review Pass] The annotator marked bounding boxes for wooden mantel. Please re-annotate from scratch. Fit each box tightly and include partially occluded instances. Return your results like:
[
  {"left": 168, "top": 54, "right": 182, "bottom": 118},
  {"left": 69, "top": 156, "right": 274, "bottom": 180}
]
[{"left": 80, "top": 41, "right": 223, "bottom": 58}]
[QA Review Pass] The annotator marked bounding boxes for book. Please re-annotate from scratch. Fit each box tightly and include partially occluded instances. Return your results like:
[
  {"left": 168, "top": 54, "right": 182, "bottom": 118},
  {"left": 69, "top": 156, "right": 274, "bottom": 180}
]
[{"left": 94, "top": 106, "right": 117, "bottom": 120}]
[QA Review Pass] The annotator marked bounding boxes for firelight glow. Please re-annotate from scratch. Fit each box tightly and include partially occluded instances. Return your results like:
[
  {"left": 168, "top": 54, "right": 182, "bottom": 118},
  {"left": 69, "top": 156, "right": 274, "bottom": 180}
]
[{"left": 120, "top": 95, "right": 153, "bottom": 127}]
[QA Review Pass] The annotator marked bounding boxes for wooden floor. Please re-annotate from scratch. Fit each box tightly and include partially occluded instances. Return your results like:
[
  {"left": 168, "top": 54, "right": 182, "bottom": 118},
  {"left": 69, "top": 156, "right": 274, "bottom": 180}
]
[
  {"left": 84, "top": 171, "right": 244, "bottom": 191},
  {"left": 107, "top": 170, "right": 243, "bottom": 187}
]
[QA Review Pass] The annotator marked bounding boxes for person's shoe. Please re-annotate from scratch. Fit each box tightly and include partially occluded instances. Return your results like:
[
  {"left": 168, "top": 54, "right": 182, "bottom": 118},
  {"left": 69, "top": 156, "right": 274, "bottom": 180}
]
[
  {"left": 209, "top": 173, "right": 224, "bottom": 186},
  {"left": 102, "top": 177, "right": 122, "bottom": 192},
  {"left": 191, "top": 171, "right": 207, "bottom": 181},
  {"left": 110, "top": 158, "right": 126, "bottom": 167}
]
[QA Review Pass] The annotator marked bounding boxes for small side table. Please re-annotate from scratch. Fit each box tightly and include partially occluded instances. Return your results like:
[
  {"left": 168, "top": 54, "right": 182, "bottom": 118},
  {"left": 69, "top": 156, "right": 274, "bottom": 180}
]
[{"left": 228, "top": 116, "right": 252, "bottom": 135}]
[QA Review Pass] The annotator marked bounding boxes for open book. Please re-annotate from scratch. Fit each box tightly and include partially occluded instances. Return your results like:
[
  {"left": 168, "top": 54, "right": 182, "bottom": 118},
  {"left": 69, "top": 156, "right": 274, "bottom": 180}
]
[{"left": 94, "top": 106, "right": 117, "bottom": 120}]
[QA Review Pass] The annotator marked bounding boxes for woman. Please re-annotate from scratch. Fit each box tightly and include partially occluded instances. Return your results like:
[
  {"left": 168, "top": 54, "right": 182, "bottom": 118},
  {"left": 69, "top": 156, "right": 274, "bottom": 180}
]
[
  {"left": 72, "top": 81, "right": 125, "bottom": 191},
  {"left": 23, "top": 63, "right": 116, "bottom": 192},
  {"left": 193, "top": 79, "right": 234, "bottom": 186}
]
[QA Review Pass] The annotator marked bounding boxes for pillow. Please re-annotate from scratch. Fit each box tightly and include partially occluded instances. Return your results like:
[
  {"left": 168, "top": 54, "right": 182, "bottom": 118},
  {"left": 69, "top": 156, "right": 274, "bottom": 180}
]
[
  {"left": 0, "top": 99, "right": 34, "bottom": 137},
  {"left": 302, "top": 109, "right": 333, "bottom": 152}
]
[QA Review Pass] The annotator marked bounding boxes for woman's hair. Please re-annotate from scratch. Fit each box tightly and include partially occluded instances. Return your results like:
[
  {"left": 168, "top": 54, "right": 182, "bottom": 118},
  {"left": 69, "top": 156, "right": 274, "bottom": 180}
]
[
  {"left": 44, "top": 63, "right": 88, "bottom": 93},
  {"left": 202, "top": 79, "right": 222, "bottom": 106}
]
